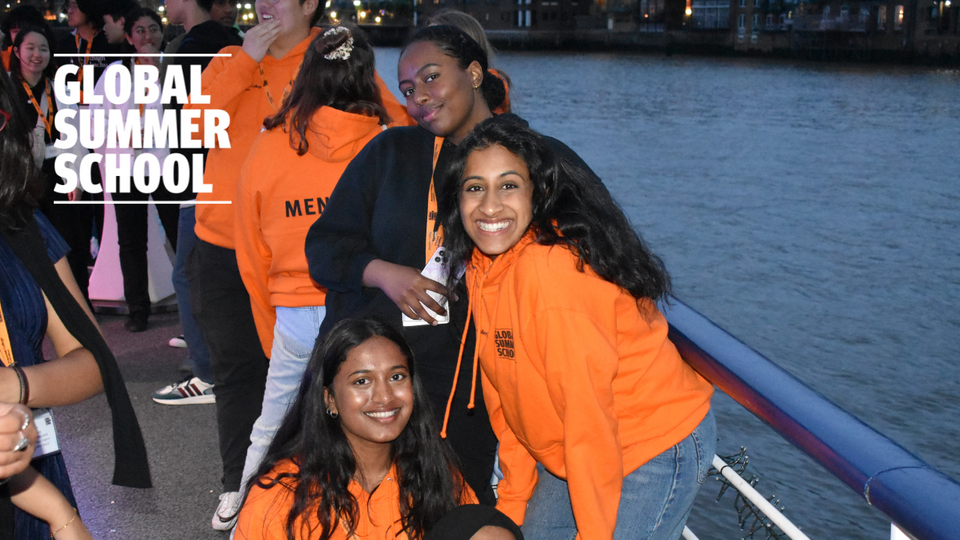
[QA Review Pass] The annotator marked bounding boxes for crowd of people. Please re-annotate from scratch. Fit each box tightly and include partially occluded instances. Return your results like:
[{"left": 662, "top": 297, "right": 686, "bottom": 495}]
[{"left": 0, "top": 0, "right": 716, "bottom": 538}]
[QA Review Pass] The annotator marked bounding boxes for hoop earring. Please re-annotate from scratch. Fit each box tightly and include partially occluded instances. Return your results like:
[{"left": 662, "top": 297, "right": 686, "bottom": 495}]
[{"left": 326, "top": 409, "right": 338, "bottom": 419}]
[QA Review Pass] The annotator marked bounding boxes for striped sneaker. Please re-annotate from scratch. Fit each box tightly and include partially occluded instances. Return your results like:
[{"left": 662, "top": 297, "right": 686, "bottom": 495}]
[{"left": 152, "top": 376, "right": 215, "bottom": 405}]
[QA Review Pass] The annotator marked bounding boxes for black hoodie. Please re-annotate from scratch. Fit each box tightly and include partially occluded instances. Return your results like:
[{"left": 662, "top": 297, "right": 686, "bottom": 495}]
[{"left": 166, "top": 20, "right": 243, "bottom": 199}]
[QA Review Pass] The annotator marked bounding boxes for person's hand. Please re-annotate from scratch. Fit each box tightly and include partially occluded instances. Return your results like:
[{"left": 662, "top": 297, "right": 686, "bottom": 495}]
[
  {"left": 241, "top": 19, "right": 282, "bottom": 63},
  {"left": 67, "top": 186, "right": 82, "bottom": 202},
  {"left": 364, "top": 260, "right": 449, "bottom": 325},
  {"left": 0, "top": 404, "right": 36, "bottom": 479}
]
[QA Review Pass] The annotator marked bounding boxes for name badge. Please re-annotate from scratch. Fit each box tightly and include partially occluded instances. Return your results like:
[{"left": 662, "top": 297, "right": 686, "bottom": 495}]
[{"left": 32, "top": 408, "right": 60, "bottom": 459}]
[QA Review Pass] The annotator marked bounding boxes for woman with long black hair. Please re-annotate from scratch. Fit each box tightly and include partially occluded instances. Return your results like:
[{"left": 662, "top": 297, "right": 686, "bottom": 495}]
[
  {"left": 0, "top": 67, "right": 149, "bottom": 540},
  {"left": 438, "top": 117, "right": 716, "bottom": 540},
  {"left": 234, "top": 318, "right": 521, "bottom": 540},
  {"left": 9, "top": 23, "right": 89, "bottom": 306}
]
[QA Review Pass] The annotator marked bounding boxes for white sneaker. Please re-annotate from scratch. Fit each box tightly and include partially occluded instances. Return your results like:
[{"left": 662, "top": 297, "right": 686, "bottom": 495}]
[
  {"left": 168, "top": 335, "right": 188, "bottom": 348},
  {"left": 212, "top": 491, "right": 241, "bottom": 531},
  {"left": 152, "top": 376, "right": 215, "bottom": 405}
]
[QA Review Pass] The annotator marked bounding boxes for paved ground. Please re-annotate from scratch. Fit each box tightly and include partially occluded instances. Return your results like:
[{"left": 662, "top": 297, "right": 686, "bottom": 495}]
[
  {"left": 53, "top": 311, "right": 736, "bottom": 539},
  {"left": 55, "top": 311, "right": 228, "bottom": 539}
]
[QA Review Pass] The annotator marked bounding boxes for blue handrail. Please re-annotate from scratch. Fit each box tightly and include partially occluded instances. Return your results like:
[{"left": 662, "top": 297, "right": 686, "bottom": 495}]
[{"left": 662, "top": 297, "right": 960, "bottom": 540}]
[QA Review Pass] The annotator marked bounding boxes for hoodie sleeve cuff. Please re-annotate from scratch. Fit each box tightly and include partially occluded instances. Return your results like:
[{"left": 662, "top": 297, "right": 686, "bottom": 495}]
[{"left": 496, "top": 497, "right": 528, "bottom": 527}]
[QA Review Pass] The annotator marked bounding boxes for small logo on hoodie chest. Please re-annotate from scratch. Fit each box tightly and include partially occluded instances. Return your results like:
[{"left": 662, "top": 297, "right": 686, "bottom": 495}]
[{"left": 494, "top": 328, "right": 515, "bottom": 360}]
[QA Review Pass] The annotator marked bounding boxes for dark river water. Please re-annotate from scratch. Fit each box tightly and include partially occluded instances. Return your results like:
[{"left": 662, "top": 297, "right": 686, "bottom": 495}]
[{"left": 377, "top": 48, "right": 960, "bottom": 538}]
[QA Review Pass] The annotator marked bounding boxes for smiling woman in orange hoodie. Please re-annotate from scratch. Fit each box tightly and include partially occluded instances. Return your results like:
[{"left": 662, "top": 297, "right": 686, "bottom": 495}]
[
  {"left": 234, "top": 24, "right": 393, "bottom": 504},
  {"left": 438, "top": 117, "right": 716, "bottom": 540}
]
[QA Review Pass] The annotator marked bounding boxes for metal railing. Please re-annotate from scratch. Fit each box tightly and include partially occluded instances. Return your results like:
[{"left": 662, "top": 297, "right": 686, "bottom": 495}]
[{"left": 662, "top": 297, "right": 960, "bottom": 540}]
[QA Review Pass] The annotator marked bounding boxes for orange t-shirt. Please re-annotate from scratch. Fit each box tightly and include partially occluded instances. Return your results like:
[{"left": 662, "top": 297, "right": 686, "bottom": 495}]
[{"left": 235, "top": 460, "right": 477, "bottom": 540}]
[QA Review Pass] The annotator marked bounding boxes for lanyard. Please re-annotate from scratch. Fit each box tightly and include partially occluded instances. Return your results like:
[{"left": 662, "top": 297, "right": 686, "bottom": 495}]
[
  {"left": 134, "top": 58, "right": 145, "bottom": 118},
  {"left": 21, "top": 79, "right": 54, "bottom": 139},
  {"left": 259, "top": 64, "right": 299, "bottom": 111},
  {"left": 425, "top": 137, "right": 445, "bottom": 265},
  {"left": 0, "top": 299, "right": 14, "bottom": 367},
  {"left": 74, "top": 33, "right": 94, "bottom": 102}
]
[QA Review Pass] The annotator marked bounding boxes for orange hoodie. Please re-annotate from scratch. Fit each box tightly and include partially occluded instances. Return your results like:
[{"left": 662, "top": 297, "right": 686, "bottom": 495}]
[
  {"left": 235, "top": 460, "right": 477, "bottom": 540},
  {"left": 185, "top": 29, "right": 412, "bottom": 249},
  {"left": 464, "top": 233, "right": 713, "bottom": 540},
  {"left": 235, "top": 107, "right": 385, "bottom": 357}
]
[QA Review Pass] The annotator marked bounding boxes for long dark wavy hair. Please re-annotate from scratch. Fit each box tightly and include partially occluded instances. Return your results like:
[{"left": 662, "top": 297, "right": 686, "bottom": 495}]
[
  {"left": 438, "top": 116, "right": 672, "bottom": 301},
  {"left": 241, "top": 318, "right": 468, "bottom": 540},
  {"left": 400, "top": 25, "right": 506, "bottom": 114},
  {"left": 263, "top": 24, "right": 388, "bottom": 156},
  {"left": 9, "top": 24, "right": 58, "bottom": 82},
  {"left": 0, "top": 71, "right": 43, "bottom": 231}
]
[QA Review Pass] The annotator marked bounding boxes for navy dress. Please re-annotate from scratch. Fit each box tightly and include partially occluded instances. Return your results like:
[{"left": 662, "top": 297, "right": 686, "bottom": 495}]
[{"left": 0, "top": 210, "right": 78, "bottom": 539}]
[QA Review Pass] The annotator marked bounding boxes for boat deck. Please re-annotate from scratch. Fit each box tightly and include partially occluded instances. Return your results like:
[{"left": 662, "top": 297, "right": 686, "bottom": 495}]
[{"left": 55, "top": 311, "right": 227, "bottom": 539}]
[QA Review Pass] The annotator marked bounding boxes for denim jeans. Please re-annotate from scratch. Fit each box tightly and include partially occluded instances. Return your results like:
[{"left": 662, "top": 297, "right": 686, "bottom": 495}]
[
  {"left": 239, "top": 305, "right": 325, "bottom": 491},
  {"left": 521, "top": 408, "right": 716, "bottom": 540},
  {"left": 172, "top": 205, "right": 212, "bottom": 383}
]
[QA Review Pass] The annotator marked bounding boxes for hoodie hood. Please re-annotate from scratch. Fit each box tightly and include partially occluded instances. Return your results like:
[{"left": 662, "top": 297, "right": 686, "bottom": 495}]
[{"left": 290, "top": 106, "right": 384, "bottom": 162}]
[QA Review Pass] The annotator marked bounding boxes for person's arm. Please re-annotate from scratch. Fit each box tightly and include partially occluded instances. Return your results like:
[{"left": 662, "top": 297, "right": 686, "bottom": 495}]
[
  {"left": 235, "top": 164, "right": 277, "bottom": 357},
  {"left": 304, "top": 131, "right": 447, "bottom": 322},
  {"left": 361, "top": 260, "right": 447, "bottom": 324},
  {"left": 8, "top": 467, "right": 93, "bottom": 540},
  {"left": 0, "top": 404, "right": 36, "bottom": 479},
  {"left": 530, "top": 304, "right": 623, "bottom": 540},
  {"left": 483, "top": 369, "right": 538, "bottom": 526},
  {"left": 0, "top": 292, "right": 103, "bottom": 407}
]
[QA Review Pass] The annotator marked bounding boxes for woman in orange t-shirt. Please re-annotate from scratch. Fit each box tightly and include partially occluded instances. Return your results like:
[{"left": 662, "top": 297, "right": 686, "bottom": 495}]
[
  {"left": 234, "top": 318, "right": 521, "bottom": 540},
  {"left": 438, "top": 117, "right": 716, "bottom": 540}
]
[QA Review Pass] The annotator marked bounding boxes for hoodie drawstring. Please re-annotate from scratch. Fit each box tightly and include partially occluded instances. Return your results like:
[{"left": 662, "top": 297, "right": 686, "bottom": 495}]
[{"left": 440, "top": 266, "right": 481, "bottom": 439}]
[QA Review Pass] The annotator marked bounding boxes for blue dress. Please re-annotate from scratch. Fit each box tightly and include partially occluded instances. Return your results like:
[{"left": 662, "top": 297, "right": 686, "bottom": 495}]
[{"left": 0, "top": 210, "right": 77, "bottom": 539}]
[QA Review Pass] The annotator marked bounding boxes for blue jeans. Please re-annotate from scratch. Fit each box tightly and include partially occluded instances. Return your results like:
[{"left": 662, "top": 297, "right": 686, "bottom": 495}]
[
  {"left": 239, "top": 305, "right": 325, "bottom": 490},
  {"left": 172, "top": 205, "right": 212, "bottom": 383},
  {"left": 522, "top": 408, "right": 716, "bottom": 540}
]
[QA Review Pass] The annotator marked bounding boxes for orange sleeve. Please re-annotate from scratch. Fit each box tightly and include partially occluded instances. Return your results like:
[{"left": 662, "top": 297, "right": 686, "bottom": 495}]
[
  {"left": 528, "top": 305, "right": 623, "bottom": 540},
  {"left": 234, "top": 482, "right": 293, "bottom": 540},
  {"left": 184, "top": 48, "right": 259, "bottom": 141},
  {"left": 374, "top": 72, "right": 415, "bottom": 127},
  {"left": 235, "top": 146, "right": 277, "bottom": 357},
  {"left": 484, "top": 368, "right": 538, "bottom": 525}
]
